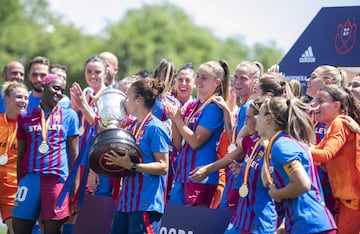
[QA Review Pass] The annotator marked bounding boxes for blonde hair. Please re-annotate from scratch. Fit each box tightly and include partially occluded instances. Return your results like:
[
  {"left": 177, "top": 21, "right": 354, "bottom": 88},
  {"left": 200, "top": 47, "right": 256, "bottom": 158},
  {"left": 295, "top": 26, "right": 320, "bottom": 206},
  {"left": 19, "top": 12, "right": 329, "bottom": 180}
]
[
  {"left": 2, "top": 81, "right": 28, "bottom": 97},
  {"left": 288, "top": 79, "right": 303, "bottom": 99},
  {"left": 236, "top": 61, "right": 264, "bottom": 80},
  {"left": 202, "top": 60, "right": 230, "bottom": 100},
  {"left": 316, "top": 65, "right": 348, "bottom": 88},
  {"left": 153, "top": 59, "right": 176, "bottom": 94},
  {"left": 263, "top": 97, "right": 314, "bottom": 144}
]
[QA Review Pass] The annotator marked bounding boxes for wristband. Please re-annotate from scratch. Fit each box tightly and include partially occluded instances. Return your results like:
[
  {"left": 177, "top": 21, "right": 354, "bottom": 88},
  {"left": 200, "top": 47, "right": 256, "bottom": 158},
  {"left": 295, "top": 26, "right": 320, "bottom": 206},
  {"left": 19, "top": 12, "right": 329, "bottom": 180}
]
[{"left": 131, "top": 162, "right": 137, "bottom": 173}]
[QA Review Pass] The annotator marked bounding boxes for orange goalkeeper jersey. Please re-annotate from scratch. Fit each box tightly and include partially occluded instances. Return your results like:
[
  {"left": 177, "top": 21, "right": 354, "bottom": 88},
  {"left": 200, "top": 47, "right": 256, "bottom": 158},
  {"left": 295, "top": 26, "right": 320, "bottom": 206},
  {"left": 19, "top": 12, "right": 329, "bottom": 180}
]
[
  {"left": 311, "top": 115, "right": 360, "bottom": 210},
  {"left": 0, "top": 113, "right": 18, "bottom": 173}
]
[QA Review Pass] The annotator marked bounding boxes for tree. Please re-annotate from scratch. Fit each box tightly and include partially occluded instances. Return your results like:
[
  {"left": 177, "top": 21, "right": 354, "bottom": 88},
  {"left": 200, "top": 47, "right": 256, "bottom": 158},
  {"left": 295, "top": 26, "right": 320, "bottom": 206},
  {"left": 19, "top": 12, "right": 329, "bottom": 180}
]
[
  {"left": 1, "top": 0, "right": 284, "bottom": 90},
  {"left": 252, "top": 41, "right": 284, "bottom": 71},
  {"left": 103, "top": 3, "right": 253, "bottom": 78}
]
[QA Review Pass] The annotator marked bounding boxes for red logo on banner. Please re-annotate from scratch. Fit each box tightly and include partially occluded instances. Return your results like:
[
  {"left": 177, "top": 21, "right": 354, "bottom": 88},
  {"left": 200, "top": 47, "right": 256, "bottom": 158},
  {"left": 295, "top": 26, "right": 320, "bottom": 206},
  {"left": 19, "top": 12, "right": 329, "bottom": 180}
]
[{"left": 334, "top": 18, "right": 357, "bottom": 55}]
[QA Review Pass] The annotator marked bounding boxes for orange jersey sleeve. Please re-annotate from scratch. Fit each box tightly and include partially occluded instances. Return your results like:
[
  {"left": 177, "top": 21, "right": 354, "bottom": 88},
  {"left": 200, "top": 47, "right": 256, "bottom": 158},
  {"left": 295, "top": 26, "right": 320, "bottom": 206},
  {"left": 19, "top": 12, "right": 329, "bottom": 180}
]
[
  {"left": 311, "top": 116, "right": 349, "bottom": 163},
  {"left": 217, "top": 130, "right": 230, "bottom": 160},
  {"left": 311, "top": 115, "right": 360, "bottom": 207}
]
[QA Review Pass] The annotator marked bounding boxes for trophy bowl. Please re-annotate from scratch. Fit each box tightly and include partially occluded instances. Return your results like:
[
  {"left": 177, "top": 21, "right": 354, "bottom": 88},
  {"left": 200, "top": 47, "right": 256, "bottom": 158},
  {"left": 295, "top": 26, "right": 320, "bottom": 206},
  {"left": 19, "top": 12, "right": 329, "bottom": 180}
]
[
  {"left": 88, "top": 128, "right": 142, "bottom": 178},
  {"left": 83, "top": 87, "right": 142, "bottom": 178}
]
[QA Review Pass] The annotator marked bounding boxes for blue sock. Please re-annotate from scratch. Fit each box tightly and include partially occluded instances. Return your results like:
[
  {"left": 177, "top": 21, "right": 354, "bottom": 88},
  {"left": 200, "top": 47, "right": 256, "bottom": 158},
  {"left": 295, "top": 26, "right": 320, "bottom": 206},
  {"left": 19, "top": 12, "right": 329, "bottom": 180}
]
[{"left": 62, "top": 224, "right": 74, "bottom": 234}]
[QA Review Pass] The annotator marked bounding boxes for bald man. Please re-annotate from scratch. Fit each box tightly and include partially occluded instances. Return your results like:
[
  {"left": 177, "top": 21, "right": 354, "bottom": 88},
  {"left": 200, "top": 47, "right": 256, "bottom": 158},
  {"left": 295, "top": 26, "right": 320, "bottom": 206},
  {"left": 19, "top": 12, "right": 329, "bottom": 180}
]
[
  {"left": 0, "top": 61, "right": 25, "bottom": 113},
  {"left": 2, "top": 61, "right": 25, "bottom": 83},
  {"left": 99, "top": 51, "right": 119, "bottom": 88}
]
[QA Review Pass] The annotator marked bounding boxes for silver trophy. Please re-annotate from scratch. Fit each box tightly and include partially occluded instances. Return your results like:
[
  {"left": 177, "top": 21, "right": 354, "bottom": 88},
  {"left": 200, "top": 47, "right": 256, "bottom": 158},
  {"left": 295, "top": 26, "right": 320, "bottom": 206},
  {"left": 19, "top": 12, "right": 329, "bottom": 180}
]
[
  {"left": 82, "top": 87, "right": 142, "bottom": 178},
  {"left": 82, "top": 87, "right": 127, "bottom": 128}
]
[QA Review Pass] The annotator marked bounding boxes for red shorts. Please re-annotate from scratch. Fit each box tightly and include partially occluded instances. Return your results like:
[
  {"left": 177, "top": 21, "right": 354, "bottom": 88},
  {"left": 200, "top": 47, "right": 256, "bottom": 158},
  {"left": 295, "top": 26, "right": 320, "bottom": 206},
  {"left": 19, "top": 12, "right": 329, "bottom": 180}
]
[
  {"left": 226, "top": 188, "right": 240, "bottom": 211},
  {"left": 184, "top": 182, "right": 216, "bottom": 206},
  {"left": 0, "top": 171, "right": 17, "bottom": 222}
]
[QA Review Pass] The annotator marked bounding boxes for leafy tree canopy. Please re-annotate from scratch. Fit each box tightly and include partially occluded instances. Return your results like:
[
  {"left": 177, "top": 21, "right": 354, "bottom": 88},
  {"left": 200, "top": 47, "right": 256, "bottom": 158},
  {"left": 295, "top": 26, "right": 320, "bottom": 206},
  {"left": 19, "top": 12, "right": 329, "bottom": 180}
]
[{"left": 0, "top": 1, "right": 284, "bottom": 91}]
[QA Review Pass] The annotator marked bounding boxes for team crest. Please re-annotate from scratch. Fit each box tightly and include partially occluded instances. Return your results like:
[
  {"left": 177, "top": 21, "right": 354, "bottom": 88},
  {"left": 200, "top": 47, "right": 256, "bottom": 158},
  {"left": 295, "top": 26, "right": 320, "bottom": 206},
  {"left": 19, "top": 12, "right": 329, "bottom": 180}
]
[
  {"left": 53, "top": 114, "right": 61, "bottom": 121},
  {"left": 334, "top": 18, "right": 357, "bottom": 55}
]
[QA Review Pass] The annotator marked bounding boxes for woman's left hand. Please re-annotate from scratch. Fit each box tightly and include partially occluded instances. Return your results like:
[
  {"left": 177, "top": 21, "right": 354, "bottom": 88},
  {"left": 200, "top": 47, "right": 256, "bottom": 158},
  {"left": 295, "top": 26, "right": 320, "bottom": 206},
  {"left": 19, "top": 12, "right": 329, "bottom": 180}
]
[
  {"left": 104, "top": 149, "right": 132, "bottom": 170},
  {"left": 165, "top": 103, "right": 181, "bottom": 121},
  {"left": 268, "top": 184, "right": 282, "bottom": 202},
  {"left": 341, "top": 115, "right": 360, "bottom": 134},
  {"left": 189, "top": 166, "right": 208, "bottom": 182},
  {"left": 228, "top": 160, "right": 243, "bottom": 176},
  {"left": 211, "top": 96, "right": 228, "bottom": 110}
]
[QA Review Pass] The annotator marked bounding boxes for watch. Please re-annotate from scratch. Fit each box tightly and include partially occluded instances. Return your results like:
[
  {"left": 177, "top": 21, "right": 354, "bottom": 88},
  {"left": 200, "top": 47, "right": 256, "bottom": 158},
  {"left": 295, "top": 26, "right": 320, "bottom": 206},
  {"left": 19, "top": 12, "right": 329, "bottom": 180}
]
[{"left": 131, "top": 162, "right": 137, "bottom": 173}]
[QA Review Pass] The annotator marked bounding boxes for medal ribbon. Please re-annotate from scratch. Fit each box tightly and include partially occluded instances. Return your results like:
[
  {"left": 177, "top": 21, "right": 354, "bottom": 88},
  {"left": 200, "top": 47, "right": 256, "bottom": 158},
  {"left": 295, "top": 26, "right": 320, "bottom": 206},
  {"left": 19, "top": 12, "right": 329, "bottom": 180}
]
[
  {"left": 40, "top": 106, "right": 58, "bottom": 146},
  {"left": 184, "top": 95, "right": 216, "bottom": 126},
  {"left": 231, "top": 127, "right": 237, "bottom": 144},
  {"left": 79, "top": 115, "right": 85, "bottom": 134},
  {"left": 2, "top": 114, "right": 18, "bottom": 156},
  {"left": 132, "top": 112, "right": 152, "bottom": 142},
  {"left": 264, "top": 130, "right": 283, "bottom": 183},
  {"left": 181, "top": 95, "right": 216, "bottom": 146},
  {"left": 241, "top": 140, "right": 261, "bottom": 188}
]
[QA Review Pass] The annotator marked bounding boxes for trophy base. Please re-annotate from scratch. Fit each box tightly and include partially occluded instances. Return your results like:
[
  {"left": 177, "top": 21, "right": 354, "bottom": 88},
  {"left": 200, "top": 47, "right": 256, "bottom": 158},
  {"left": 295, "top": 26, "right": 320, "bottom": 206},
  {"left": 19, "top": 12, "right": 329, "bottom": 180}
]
[{"left": 89, "top": 128, "right": 142, "bottom": 178}]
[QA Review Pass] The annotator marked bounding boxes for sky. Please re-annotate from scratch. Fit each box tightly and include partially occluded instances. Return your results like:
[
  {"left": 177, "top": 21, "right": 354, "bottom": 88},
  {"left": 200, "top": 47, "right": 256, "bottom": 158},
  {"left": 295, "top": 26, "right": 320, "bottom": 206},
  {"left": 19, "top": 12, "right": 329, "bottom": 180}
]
[{"left": 49, "top": 0, "right": 360, "bottom": 52}]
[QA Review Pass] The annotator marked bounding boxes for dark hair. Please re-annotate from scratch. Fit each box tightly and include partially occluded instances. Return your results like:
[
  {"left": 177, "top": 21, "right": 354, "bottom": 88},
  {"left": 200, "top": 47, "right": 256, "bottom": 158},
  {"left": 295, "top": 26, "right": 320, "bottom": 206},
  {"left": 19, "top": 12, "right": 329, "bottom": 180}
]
[
  {"left": 319, "top": 84, "right": 360, "bottom": 124},
  {"left": 136, "top": 69, "right": 153, "bottom": 79},
  {"left": 176, "top": 63, "right": 196, "bottom": 80},
  {"left": 84, "top": 55, "right": 108, "bottom": 68},
  {"left": 177, "top": 63, "right": 193, "bottom": 73},
  {"left": 50, "top": 64, "right": 67, "bottom": 73},
  {"left": 131, "top": 78, "right": 164, "bottom": 109},
  {"left": 28, "top": 56, "right": 50, "bottom": 72}
]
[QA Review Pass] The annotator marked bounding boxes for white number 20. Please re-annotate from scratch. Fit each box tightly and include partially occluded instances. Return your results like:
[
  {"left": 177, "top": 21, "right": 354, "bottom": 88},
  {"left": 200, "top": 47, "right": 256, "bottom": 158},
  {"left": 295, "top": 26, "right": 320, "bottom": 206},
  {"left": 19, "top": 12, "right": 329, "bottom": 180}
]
[{"left": 15, "top": 186, "right": 28, "bottom": 202}]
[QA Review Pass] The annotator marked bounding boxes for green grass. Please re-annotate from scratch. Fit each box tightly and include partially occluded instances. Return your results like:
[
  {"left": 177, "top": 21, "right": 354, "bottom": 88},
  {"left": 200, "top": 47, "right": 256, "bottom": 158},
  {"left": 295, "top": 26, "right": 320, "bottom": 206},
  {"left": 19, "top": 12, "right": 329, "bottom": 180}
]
[{"left": 0, "top": 226, "right": 6, "bottom": 234}]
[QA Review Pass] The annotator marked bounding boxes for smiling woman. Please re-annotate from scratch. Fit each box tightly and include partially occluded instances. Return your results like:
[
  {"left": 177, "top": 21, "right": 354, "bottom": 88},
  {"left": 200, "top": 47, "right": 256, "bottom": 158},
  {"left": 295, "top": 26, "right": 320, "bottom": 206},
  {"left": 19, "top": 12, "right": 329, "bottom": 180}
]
[
  {"left": 0, "top": 82, "right": 28, "bottom": 234},
  {"left": 12, "top": 74, "right": 79, "bottom": 234},
  {"left": 310, "top": 85, "right": 360, "bottom": 233}
]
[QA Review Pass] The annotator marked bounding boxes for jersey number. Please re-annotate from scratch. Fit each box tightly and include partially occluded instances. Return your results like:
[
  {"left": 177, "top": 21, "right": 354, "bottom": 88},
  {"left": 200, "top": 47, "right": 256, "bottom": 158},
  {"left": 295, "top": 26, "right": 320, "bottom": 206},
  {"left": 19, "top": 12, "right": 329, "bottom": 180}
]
[{"left": 15, "top": 186, "right": 29, "bottom": 202}]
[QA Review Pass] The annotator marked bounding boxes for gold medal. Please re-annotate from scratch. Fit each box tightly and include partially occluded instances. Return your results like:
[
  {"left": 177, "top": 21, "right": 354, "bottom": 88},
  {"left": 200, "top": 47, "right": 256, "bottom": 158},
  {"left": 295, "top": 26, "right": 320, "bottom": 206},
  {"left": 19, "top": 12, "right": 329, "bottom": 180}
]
[
  {"left": 227, "top": 143, "right": 236, "bottom": 153},
  {"left": 239, "top": 184, "right": 249, "bottom": 197},
  {"left": 79, "top": 126, "right": 85, "bottom": 136},
  {"left": 39, "top": 143, "right": 49, "bottom": 154},
  {"left": 0, "top": 154, "right": 8, "bottom": 165}
]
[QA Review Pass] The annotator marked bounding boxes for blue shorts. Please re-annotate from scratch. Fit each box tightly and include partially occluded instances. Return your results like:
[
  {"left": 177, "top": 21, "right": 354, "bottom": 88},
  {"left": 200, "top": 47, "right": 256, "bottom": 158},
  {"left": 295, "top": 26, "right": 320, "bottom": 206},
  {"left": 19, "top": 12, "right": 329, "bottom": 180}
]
[
  {"left": 94, "top": 175, "right": 112, "bottom": 196},
  {"left": 12, "top": 173, "right": 69, "bottom": 222},
  {"left": 110, "top": 211, "right": 162, "bottom": 234}
]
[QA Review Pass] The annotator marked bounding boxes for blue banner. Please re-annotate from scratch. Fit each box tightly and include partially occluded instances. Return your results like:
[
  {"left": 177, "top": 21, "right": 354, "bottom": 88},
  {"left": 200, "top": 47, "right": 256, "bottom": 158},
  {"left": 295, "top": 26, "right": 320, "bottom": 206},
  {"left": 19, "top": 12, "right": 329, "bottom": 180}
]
[
  {"left": 279, "top": 6, "right": 360, "bottom": 92},
  {"left": 72, "top": 194, "right": 233, "bottom": 234}
]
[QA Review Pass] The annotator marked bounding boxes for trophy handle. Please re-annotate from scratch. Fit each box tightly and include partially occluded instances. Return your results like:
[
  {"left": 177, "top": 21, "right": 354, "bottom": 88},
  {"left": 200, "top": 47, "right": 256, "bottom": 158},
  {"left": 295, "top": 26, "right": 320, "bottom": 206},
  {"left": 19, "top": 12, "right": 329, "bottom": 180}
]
[{"left": 82, "top": 87, "right": 96, "bottom": 113}]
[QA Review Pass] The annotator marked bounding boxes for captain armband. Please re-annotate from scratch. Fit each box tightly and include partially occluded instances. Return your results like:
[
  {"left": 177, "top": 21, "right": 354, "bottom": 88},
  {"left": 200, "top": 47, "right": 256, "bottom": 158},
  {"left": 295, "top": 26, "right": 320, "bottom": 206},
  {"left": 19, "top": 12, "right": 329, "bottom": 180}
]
[{"left": 283, "top": 160, "right": 302, "bottom": 176}]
